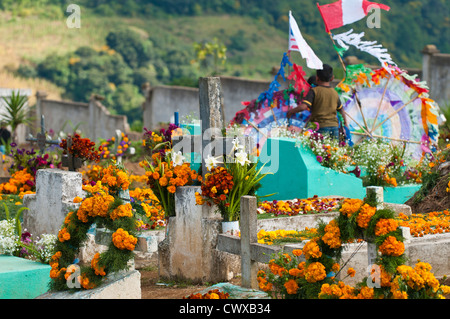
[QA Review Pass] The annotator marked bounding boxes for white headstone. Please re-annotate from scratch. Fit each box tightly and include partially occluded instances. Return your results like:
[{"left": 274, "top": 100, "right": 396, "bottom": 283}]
[{"left": 23, "top": 169, "right": 84, "bottom": 239}]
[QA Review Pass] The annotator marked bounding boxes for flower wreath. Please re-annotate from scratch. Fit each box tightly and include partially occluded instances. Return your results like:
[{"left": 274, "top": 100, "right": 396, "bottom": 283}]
[
  {"left": 49, "top": 164, "right": 138, "bottom": 291},
  {"left": 258, "top": 193, "right": 450, "bottom": 299}
]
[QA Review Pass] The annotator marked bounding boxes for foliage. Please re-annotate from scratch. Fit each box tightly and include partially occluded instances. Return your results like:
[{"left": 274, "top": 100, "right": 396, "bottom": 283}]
[
  {"left": 1, "top": 90, "right": 32, "bottom": 143},
  {"left": 192, "top": 37, "right": 227, "bottom": 76}
]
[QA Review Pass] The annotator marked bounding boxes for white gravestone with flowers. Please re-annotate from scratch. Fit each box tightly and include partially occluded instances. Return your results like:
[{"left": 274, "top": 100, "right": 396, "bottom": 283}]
[
  {"left": 23, "top": 169, "right": 84, "bottom": 240},
  {"left": 159, "top": 77, "right": 255, "bottom": 283}
]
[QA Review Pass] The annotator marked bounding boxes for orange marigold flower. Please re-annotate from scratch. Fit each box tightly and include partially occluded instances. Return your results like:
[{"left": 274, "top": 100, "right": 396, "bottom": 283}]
[
  {"left": 347, "top": 267, "right": 356, "bottom": 278},
  {"left": 112, "top": 228, "right": 138, "bottom": 251},
  {"left": 167, "top": 185, "right": 176, "bottom": 193},
  {"left": 58, "top": 227, "right": 71, "bottom": 242},
  {"left": 356, "top": 204, "right": 376, "bottom": 229},
  {"left": 340, "top": 198, "right": 363, "bottom": 218},
  {"left": 289, "top": 268, "right": 302, "bottom": 277},
  {"left": 303, "top": 240, "right": 322, "bottom": 260},
  {"left": 378, "top": 236, "right": 405, "bottom": 257},
  {"left": 305, "top": 262, "right": 327, "bottom": 283},
  {"left": 110, "top": 203, "right": 133, "bottom": 220},
  {"left": 91, "top": 253, "right": 106, "bottom": 276},
  {"left": 375, "top": 218, "right": 399, "bottom": 236},
  {"left": 292, "top": 249, "right": 303, "bottom": 257},
  {"left": 284, "top": 279, "right": 299, "bottom": 294}
]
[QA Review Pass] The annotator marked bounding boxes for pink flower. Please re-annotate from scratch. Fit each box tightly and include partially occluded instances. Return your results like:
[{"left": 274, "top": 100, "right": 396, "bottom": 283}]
[{"left": 316, "top": 155, "right": 323, "bottom": 163}]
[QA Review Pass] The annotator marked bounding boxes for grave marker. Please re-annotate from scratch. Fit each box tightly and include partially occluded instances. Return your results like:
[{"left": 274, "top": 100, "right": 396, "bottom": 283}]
[
  {"left": 26, "top": 115, "right": 60, "bottom": 155},
  {"left": 61, "top": 136, "right": 84, "bottom": 171},
  {"left": 23, "top": 169, "right": 84, "bottom": 239},
  {"left": 172, "top": 77, "right": 255, "bottom": 178}
]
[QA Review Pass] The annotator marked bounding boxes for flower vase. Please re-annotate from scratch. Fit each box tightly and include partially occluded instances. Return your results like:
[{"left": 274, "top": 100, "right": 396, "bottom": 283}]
[{"left": 221, "top": 220, "right": 240, "bottom": 236}]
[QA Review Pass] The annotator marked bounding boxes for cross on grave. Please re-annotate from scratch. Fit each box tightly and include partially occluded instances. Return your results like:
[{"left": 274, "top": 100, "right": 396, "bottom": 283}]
[
  {"left": 26, "top": 115, "right": 60, "bottom": 155},
  {"left": 113, "top": 129, "right": 123, "bottom": 164},
  {"left": 61, "top": 136, "right": 84, "bottom": 172},
  {"left": 172, "top": 77, "right": 255, "bottom": 176}
]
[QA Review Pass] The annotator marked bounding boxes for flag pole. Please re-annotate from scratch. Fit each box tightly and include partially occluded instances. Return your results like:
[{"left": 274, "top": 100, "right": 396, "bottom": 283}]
[
  {"left": 316, "top": 3, "right": 347, "bottom": 75},
  {"left": 327, "top": 31, "right": 347, "bottom": 74}
]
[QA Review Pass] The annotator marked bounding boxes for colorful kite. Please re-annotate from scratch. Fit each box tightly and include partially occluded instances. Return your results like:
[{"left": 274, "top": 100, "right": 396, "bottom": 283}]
[
  {"left": 338, "top": 63, "right": 440, "bottom": 159},
  {"left": 230, "top": 53, "right": 312, "bottom": 152}
]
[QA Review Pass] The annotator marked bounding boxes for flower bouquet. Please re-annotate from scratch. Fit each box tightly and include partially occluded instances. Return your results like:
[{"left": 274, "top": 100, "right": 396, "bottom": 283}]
[
  {"left": 196, "top": 138, "right": 269, "bottom": 222},
  {"left": 99, "top": 132, "right": 134, "bottom": 160},
  {"left": 143, "top": 150, "right": 200, "bottom": 218},
  {"left": 60, "top": 133, "right": 101, "bottom": 171},
  {"left": 142, "top": 124, "right": 182, "bottom": 158}
]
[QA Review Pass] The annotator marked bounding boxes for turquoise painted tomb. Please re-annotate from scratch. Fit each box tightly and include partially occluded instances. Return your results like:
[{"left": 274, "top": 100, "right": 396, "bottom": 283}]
[
  {"left": 0, "top": 255, "right": 51, "bottom": 299},
  {"left": 256, "top": 137, "right": 421, "bottom": 204}
]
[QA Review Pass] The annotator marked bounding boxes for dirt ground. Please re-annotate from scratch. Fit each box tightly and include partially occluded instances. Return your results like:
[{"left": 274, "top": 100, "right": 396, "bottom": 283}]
[
  {"left": 139, "top": 267, "right": 241, "bottom": 299},
  {"left": 405, "top": 168, "right": 450, "bottom": 214}
]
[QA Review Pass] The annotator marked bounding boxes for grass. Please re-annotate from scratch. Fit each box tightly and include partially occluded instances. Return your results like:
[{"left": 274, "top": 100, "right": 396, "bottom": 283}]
[
  {"left": 0, "top": 10, "right": 308, "bottom": 102},
  {"left": 0, "top": 194, "right": 26, "bottom": 221}
]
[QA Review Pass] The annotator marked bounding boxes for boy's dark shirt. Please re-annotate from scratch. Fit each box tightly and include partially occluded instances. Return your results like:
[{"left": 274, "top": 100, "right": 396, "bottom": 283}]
[{"left": 303, "top": 85, "right": 342, "bottom": 128}]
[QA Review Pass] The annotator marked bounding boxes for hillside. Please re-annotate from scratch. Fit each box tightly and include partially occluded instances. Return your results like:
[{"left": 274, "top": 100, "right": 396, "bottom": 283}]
[{"left": 0, "top": 0, "right": 448, "bottom": 128}]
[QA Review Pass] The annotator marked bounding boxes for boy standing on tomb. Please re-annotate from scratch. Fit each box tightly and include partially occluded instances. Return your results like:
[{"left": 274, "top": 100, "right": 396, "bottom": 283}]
[{"left": 287, "top": 64, "right": 348, "bottom": 140}]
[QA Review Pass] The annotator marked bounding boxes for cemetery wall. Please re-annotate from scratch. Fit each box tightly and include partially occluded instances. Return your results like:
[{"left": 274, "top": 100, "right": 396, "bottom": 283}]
[
  {"left": 422, "top": 45, "right": 450, "bottom": 108},
  {"left": 142, "top": 76, "right": 288, "bottom": 130},
  {"left": 35, "top": 93, "right": 130, "bottom": 142}
]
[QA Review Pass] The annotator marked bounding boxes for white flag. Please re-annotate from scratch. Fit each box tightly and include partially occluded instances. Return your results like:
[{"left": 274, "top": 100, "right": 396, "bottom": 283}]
[{"left": 288, "top": 11, "right": 323, "bottom": 70}]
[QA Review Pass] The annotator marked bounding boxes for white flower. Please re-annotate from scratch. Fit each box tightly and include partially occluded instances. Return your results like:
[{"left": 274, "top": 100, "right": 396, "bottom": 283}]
[
  {"left": 171, "top": 150, "right": 185, "bottom": 167},
  {"left": 235, "top": 150, "right": 250, "bottom": 166},
  {"left": 232, "top": 138, "right": 245, "bottom": 152},
  {"left": 0, "top": 220, "right": 19, "bottom": 255},
  {"left": 35, "top": 233, "right": 57, "bottom": 263},
  {"left": 205, "top": 154, "right": 222, "bottom": 171}
]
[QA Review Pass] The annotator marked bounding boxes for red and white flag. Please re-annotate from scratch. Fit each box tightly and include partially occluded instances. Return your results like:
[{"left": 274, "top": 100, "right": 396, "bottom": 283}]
[
  {"left": 317, "top": 0, "right": 390, "bottom": 32},
  {"left": 288, "top": 11, "right": 323, "bottom": 70}
]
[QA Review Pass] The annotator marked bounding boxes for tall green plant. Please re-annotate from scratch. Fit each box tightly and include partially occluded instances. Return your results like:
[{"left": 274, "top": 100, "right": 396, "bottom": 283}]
[{"left": 1, "top": 90, "right": 32, "bottom": 143}]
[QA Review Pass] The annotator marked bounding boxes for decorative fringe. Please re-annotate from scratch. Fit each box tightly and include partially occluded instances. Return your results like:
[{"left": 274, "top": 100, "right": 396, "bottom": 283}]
[{"left": 332, "top": 29, "right": 396, "bottom": 66}]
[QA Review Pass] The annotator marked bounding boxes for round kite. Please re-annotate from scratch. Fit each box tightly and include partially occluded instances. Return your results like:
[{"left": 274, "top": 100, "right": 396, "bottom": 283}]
[{"left": 337, "top": 63, "right": 440, "bottom": 159}]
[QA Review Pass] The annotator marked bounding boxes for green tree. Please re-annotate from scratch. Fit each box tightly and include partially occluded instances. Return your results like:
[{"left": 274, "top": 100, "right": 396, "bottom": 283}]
[
  {"left": 193, "top": 38, "right": 227, "bottom": 75},
  {"left": 106, "top": 29, "right": 154, "bottom": 69},
  {"left": 106, "top": 83, "right": 144, "bottom": 124},
  {"left": 1, "top": 90, "right": 32, "bottom": 143}
]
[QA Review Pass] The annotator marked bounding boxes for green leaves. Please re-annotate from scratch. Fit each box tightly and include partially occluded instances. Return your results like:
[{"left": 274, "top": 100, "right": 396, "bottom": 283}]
[
  {"left": 2, "top": 202, "right": 28, "bottom": 238},
  {"left": 1, "top": 90, "right": 32, "bottom": 143}
]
